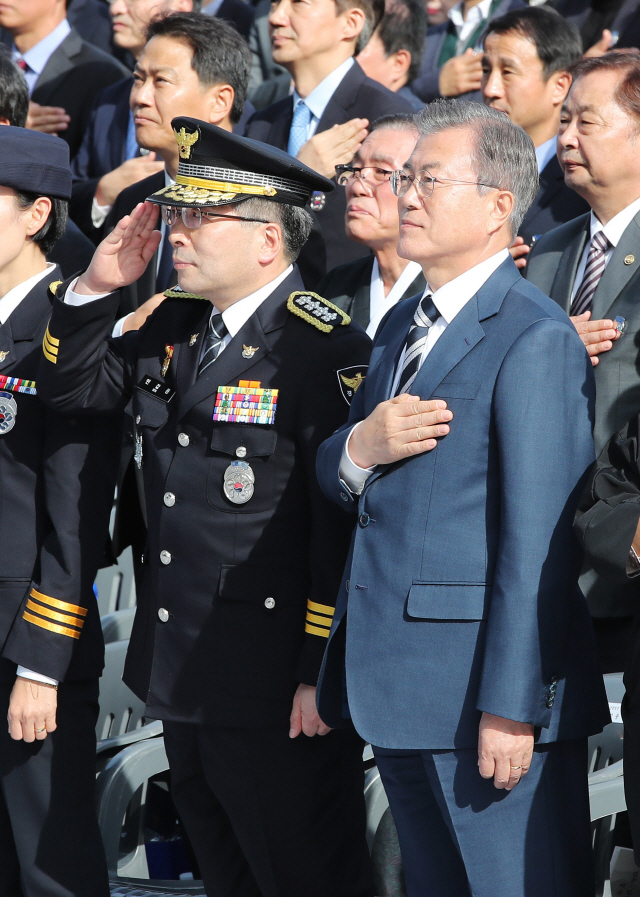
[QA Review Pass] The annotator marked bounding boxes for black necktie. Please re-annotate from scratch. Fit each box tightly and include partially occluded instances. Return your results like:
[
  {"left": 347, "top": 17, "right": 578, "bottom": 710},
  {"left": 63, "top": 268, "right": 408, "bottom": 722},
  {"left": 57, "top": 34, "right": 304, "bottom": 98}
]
[
  {"left": 395, "top": 293, "right": 439, "bottom": 396},
  {"left": 198, "top": 312, "right": 228, "bottom": 377}
]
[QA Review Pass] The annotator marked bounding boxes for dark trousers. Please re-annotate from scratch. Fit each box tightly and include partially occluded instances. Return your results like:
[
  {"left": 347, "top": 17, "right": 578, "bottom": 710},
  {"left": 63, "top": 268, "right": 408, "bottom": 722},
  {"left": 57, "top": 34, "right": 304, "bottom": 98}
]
[
  {"left": 0, "top": 670, "right": 109, "bottom": 897},
  {"left": 164, "top": 721, "right": 373, "bottom": 897},
  {"left": 374, "top": 739, "right": 594, "bottom": 897}
]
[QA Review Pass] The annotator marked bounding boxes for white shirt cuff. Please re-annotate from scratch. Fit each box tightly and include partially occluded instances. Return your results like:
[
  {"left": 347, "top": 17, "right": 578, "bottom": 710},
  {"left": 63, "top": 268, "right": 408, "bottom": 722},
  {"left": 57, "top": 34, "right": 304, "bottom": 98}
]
[
  {"left": 339, "top": 423, "right": 376, "bottom": 495},
  {"left": 91, "top": 196, "right": 111, "bottom": 229},
  {"left": 112, "top": 313, "right": 133, "bottom": 338},
  {"left": 64, "top": 277, "right": 111, "bottom": 306},
  {"left": 16, "top": 666, "right": 59, "bottom": 687}
]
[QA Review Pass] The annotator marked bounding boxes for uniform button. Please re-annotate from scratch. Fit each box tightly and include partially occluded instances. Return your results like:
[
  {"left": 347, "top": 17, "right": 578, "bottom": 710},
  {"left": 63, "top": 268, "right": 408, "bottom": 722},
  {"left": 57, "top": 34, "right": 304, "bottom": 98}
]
[
  {"left": 264, "top": 597, "right": 275, "bottom": 609},
  {"left": 164, "top": 492, "right": 176, "bottom": 507},
  {"left": 158, "top": 608, "right": 169, "bottom": 623},
  {"left": 160, "top": 550, "right": 172, "bottom": 565},
  {"left": 236, "top": 446, "right": 247, "bottom": 458},
  {"left": 340, "top": 492, "right": 349, "bottom": 502},
  {"left": 346, "top": 580, "right": 350, "bottom": 591},
  {"left": 178, "top": 433, "right": 189, "bottom": 447},
  {"left": 135, "top": 415, "right": 141, "bottom": 425},
  {"left": 359, "top": 513, "right": 370, "bottom": 527}
]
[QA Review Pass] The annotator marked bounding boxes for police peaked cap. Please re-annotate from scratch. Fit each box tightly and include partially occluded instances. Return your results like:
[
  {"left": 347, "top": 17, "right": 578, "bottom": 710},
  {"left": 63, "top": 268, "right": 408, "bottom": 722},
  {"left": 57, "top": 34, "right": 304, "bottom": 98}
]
[
  {"left": 147, "top": 117, "right": 336, "bottom": 209},
  {"left": 0, "top": 127, "right": 71, "bottom": 199}
]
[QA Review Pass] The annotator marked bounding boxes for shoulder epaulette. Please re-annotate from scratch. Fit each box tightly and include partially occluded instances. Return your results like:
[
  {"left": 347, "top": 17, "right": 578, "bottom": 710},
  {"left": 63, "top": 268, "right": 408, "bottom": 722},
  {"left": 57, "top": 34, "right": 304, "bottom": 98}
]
[
  {"left": 48, "top": 280, "right": 63, "bottom": 296},
  {"left": 287, "top": 291, "right": 351, "bottom": 333},
  {"left": 163, "top": 285, "right": 208, "bottom": 300}
]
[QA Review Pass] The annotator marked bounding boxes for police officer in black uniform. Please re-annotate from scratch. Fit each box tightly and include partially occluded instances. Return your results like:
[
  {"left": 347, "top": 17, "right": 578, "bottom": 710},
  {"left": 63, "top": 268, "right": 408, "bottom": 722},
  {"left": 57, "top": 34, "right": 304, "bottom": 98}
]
[
  {"left": 0, "top": 127, "right": 118, "bottom": 897},
  {"left": 39, "top": 120, "right": 374, "bottom": 897}
]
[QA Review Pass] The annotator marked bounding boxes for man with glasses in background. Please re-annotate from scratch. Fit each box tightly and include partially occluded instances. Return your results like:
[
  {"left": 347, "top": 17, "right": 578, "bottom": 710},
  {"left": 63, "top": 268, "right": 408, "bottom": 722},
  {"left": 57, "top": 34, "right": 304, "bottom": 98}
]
[
  {"left": 39, "top": 119, "right": 374, "bottom": 897},
  {"left": 315, "top": 99, "right": 608, "bottom": 897},
  {"left": 317, "top": 113, "right": 425, "bottom": 335}
]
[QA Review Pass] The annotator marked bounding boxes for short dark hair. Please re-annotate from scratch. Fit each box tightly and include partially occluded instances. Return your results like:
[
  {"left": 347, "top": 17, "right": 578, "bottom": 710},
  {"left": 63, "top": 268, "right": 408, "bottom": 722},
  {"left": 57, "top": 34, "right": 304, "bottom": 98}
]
[
  {"left": 238, "top": 198, "right": 312, "bottom": 263},
  {"left": 335, "top": 0, "right": 385, "bottom": 55},
  {"left": 15, "top": 191, "right": 68, "bottom": 254},
  {"left": 569, "top": 52, "right": 640, "bottom": 126},
  {"left": 0, "top": 49, "right": 29, "bottom": 127},
  {"left": 146, "top": 12, "right": 251, "bottom": 125},
  {"left": 484, "top": 7, "right": 582, "bottom": 79},
  {"left": 370, "top": 111, "right": 418, "bottom": 133},
  {"left": 376, "top": 0, "right": 426, "bottom": 83}
]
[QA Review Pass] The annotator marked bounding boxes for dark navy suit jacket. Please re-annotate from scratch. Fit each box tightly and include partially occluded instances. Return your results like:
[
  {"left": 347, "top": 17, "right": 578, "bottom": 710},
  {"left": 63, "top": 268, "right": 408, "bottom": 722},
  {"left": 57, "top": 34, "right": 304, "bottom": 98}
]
[{"left": 316, "top": 256, "right": 609, "bottom": 750}]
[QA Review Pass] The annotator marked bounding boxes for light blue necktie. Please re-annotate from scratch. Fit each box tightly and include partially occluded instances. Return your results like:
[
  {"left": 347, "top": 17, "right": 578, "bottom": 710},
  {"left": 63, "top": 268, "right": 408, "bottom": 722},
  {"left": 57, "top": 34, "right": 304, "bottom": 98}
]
[
  {"left": 125, "top": 110, "right": 139, "bottom": 161},
  {"left": 287, "top": 100, "right": 312, "bottom": 158}
]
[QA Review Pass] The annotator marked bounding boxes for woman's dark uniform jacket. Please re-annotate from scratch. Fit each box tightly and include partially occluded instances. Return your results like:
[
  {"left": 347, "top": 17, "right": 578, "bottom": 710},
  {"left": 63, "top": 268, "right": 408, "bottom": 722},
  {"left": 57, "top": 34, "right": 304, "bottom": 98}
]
[
  {"left": 38, "top": 269, "right": 372, "bottom": 726},
  {"left": 575, "top": 413, "right": 640, "bottom": 862},
  {"left": 0, "top": 265, "right": 119, "bottom": 682}
]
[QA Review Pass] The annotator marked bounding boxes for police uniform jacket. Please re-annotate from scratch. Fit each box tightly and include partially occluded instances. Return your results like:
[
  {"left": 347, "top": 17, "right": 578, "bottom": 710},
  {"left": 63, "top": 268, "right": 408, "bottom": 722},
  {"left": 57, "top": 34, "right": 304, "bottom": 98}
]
[
  {"left": 0, "top": 266, "right": 119, "bottom": 683},
  {"left": 39, "top": 268, "right": 372, "bottom": 727}
]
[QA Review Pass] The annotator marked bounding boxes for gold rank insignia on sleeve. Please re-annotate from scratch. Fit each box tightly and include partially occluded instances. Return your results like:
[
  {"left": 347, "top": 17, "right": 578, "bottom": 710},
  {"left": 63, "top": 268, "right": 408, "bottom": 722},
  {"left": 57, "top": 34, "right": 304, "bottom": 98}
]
[
  {"left": 48, "top": 280, "right": 63, "bottom": 296},
  {"left": 42, "top": 325, "right": 59, "bottom": 364},
  {"left": 23, "top": 588, "right": 87, "bottom": 639},
  {"left": 287, "top": 292, "right": 351, "bottom": 333},
  {"left": 304, "top": 599, "right": 335, "bottom": 638}
]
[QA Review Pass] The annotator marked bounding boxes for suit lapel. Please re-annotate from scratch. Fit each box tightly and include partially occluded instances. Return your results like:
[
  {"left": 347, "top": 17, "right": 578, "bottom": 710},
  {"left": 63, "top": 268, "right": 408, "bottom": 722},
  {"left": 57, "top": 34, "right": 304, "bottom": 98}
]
[
  {"left": 269, "top": 99, "right": 294, "bottom": 150},
  {"left": 591, "top": 214, "right": 640, "bottom": 320},
  {"left": 176, "top": 303, "right": 211, "bottom": 398},
  {"left": 32, "top": 30, "right": 82, "bottom": 104},
  {"left": 364, "top": 294, "right": 419, "bottom": 414},
  {"left": 550, "top": 218, "right": 589, "bottom": 314},
  {"left": 316, "top": 62, "right": 366, "bottom": 130},
  {"left": 0, "top": 267, "right": 60, "bottom": 373},
  {"left": 536, "top": 156, "right": 565, "bottom": 210}
]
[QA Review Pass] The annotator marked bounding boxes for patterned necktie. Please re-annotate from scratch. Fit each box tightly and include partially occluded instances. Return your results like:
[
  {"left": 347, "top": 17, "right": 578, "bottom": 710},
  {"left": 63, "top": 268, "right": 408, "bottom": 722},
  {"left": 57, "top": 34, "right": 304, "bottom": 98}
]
[
  {"left": 395, "top": 293, "right": 439, "bottom": 396},
  {"left": 198, "top": 311, "right": 228, "bottom": 377},
  {"left": 571, "top": 231, "right": 611, "bottom": 317},
  {"left": 287, "top": 100, "right": 312, "bottom": 158}
]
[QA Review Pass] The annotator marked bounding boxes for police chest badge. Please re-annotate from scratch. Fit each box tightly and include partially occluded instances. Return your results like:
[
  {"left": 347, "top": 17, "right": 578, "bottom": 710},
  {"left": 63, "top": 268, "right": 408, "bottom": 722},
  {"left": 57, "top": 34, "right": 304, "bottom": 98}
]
[
  {"left": 337, "top": 365, "right": 368, "bottom": 406},
  {"left": 0, "top": 391, "right": 17, "bottom": 434},
  {"left": 223, "top": 460, "right": 255, "bottom": 504}
]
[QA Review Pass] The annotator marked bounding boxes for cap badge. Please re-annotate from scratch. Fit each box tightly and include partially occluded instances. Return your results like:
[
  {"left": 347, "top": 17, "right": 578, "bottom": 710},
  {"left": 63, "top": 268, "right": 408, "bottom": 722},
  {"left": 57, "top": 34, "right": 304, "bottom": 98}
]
[
  {"left": 174, "top": 126, "right": 199, "bottom": 160},
  {"left": 242, "top": 345, "right": 258, "bottom": 359}
]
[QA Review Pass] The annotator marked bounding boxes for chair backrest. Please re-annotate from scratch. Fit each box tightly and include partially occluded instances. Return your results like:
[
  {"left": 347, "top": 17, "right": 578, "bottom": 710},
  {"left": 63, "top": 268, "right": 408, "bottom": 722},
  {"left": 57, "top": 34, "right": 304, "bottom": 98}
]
[
  {"left": 101, "top": 607, "right": 137, "bottom": 644},
  {"left": 95, "top": 547, "right": 137, "bottom": 616},
  {"left": 97, "top": 639, "right": 146, "bottom": 742},
  {"left": 588, "top": 672, "right": 625, "bottom": 774}
]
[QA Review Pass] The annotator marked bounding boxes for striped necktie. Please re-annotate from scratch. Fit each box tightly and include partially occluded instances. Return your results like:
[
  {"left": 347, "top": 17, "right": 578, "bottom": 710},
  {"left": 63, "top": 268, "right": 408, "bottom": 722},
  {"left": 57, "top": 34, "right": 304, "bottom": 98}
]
[
  {"left": 395, "top": 293, "right": 439, "bottom": 396},
  {"left": 287, "top": 100, "right": 312, "bottom": 158},
  {"left": 198, "top": 311, "right": 228, "bottom": 377},
  {"left": 571, "top": 231, "right": 611, "bottom": 317}
]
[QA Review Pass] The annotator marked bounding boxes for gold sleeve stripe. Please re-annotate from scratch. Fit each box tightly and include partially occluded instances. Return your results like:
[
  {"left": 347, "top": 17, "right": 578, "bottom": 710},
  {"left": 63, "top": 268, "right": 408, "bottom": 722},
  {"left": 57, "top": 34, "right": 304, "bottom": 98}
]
[
  {"left": 43, "top": 343, "right": 57, "bottom": 364},
  {"left": 44, "top": 326, "right": 59, "bottom": 347},
  {"left": 25, "top": 599, "right": 84, "bottom": 630},
  {"left": 307, "top": 599, "right": 335, "bottom": 617},
  {"left": 306, "top": 611, "right": 332, "bottom": 628},
  {"left": 43, "top": 334, "right": 58, "bottom": 354},
  {"left": 305, "top": 622, "right": 331, "bottom": 638},
  {"left": 30, "top": 588, "right": 87, "bottom": 616},
  {"left": 23, "top": 611, "right": 81, "bottom": 639}
]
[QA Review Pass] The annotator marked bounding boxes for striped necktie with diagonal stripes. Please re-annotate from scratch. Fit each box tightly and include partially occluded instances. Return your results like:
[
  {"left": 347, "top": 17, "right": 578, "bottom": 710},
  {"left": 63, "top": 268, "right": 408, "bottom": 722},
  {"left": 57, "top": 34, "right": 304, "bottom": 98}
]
[
  {"left": 198, "top": 311, "right": 228, "bottom": 377},
  {"left": 395, "top": 292, "right": 439, "bottom": 396},
  {"left": 571, "top": 230, "right": 611, "bottom": 317}
]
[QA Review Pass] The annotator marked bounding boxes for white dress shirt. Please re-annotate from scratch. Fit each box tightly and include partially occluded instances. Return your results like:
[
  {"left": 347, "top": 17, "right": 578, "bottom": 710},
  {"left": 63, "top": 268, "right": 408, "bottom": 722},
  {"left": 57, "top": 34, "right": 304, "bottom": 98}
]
[
  {"left": 535, "top": 137, "right": 557, "bottom": 175},
  {"left": 367, "top": 258, "right": 423, "bottom": 339},
  {"left": 0, "top": 262, "right": 60, "bottom": 686},
  {"left": 571, "top": 196, "right": 640, "bottom": 303},
  {"left": 448, "top": 0, "right": 492, "bottom": 47},
  {"left": 12, "top": 18, "right": 71, "bottom": 95},
  {"left": 340, "top": 248, "right": 510, "bottom": 494},
  {"left": 291, "top": 57, "right": 354, "bottom": 143}
]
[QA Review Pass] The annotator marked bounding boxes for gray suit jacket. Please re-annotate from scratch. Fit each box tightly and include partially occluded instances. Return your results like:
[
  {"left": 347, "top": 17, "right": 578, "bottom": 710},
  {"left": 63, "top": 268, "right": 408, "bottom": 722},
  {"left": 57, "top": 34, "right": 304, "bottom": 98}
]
[{"left": 526, "top": 210, "right": 640, "bottom": 617}]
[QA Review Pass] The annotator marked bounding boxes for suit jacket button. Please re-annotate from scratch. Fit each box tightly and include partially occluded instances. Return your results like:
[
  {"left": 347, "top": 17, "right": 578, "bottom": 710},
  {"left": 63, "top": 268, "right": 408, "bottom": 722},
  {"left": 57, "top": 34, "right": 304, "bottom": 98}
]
[
  {"left": 136, "top": 415, "right": 141, "bottom": 425},
  {"left": 178, "top": 433, "right": 190, "bottom": 447},
  {"left": 359, "top": 513, "right": 370, "bottom": 527},
  {"left": 158, "top": 608, "right": 169, "bottom": 623},
  {"left": 160, "top": 550, "right": 172, "bottom": 565},
  {"left": 340, "top": 492, "right": 349, "bottom": 502},
  {"left": 264, "top": 597, "right": 275, "bottom": 609},
  {"left": 164, "top": 492, "right": 176, "bottom": 507},
  {"left": 346, "top": 580, "right": 350, "bottom": 590},
  {"left": 236, "top": 446, "right": 247, "bottom": 458}
]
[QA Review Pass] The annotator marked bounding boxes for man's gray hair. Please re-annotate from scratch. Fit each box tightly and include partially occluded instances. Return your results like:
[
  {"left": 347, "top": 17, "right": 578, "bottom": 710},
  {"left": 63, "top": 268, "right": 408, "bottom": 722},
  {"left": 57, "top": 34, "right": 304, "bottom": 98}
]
[
  {"left": 413, "top": 100, "right": 539, "bottom": 238},
  {"left": 238, "top": 198, "right": 313, "bottom": 262}
]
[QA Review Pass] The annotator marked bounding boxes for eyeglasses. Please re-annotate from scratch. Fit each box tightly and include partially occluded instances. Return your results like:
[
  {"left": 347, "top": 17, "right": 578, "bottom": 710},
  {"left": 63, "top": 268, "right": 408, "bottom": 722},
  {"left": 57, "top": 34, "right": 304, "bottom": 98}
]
[
  {"left": 160, "top": 205, "right": 271, "bottom": 229},
  {"left": 335, "top": 164, "right": 395, "bottom": 187},
  {"left": 390, "top": 170, "right": 500, "bottom": 199}
]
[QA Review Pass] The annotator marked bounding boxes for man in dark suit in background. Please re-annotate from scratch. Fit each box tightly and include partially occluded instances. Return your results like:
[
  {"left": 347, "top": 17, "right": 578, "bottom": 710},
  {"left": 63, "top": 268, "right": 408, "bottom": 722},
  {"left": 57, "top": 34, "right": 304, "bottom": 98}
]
[
  {"left": 481, "top": 7, "right": 589, "bottom": 249},
  {"left": 202, "top": 0, "right": 255, "bottom": 40},
  {"left": 245, "top": 0, "right": 413, "bottom": 284},
  {"left": 526, "top": 52, "right": 640, "bottom": 672},
  {"left": 0, "top": 0, "right": 128, "bottom": 158},
  {"left": 318, "top": 113, "right": 425, "bottom": 335},
  {"left": 70, "top": 0, "right": 201, "bottom": 239}
]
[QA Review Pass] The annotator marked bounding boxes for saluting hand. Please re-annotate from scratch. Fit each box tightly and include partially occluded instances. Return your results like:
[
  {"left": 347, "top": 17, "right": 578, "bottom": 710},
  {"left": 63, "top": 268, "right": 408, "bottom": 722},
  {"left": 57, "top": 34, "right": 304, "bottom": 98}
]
[{"left": 75, "top": 201, "right": 162, "bottom": 297}]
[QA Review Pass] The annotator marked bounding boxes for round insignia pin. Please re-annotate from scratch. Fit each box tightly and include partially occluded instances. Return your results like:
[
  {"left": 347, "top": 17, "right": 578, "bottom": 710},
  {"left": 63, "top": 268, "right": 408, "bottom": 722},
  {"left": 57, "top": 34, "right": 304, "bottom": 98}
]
[
  {"left": 625, "top": 254, "right": 636, "bottom": 266},
  {"left": 223, "top": 460, "right": 255, "bottom": 504},
  {"left": 0, "top": 391, "right": 17, "bottom": 435}
]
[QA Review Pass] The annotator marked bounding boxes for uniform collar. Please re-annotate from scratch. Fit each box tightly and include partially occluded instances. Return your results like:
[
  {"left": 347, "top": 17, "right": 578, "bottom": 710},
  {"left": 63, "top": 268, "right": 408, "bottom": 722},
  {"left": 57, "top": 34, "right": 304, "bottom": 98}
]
[{"left": 0, "top": 263, "right": 57, "bottom": 326}]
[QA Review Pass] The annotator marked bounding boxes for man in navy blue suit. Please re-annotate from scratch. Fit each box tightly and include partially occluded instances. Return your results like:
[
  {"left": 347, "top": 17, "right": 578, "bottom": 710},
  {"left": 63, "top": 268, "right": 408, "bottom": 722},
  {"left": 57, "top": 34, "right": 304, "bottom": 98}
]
[{"left": 316, "top": 100, "right": 609, "bottom": 896}]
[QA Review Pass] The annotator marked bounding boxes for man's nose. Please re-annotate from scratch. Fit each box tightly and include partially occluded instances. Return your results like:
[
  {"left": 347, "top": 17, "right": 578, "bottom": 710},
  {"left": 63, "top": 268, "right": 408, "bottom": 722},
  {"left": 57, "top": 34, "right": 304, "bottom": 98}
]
[
  {"left": 482, "top": 69, "right": 503, "bottom": 99},
  {"left": 269, "top": 0, "right": 289, "bottom": 28}
]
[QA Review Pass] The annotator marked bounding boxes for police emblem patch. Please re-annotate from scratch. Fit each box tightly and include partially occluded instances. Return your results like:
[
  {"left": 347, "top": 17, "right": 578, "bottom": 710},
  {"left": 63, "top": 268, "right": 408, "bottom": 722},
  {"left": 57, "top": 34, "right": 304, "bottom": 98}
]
[{"left": 337, "top": 366, "right": 368, "bottom": 405}]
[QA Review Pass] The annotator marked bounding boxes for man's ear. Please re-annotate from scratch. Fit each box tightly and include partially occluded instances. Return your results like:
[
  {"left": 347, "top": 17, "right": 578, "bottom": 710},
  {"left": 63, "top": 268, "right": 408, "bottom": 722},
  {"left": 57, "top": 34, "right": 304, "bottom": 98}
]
[
  {"left": 206, "top": 83, "right": 235, "bottom": 130},
  {"left": 257, "top": 221, "right": 285, "bottom": 266},
  {"left": 391, "top": 48, "right": 412, "bottom": 86},
  {"left": 551, "top": 70, "right": 572, "bottom": 107},
  {"left": 340, "top": 6, "right": 366, "bottom": 44},
  {"left": 488, "top": 189, "right": 514, "bottom": 235}
]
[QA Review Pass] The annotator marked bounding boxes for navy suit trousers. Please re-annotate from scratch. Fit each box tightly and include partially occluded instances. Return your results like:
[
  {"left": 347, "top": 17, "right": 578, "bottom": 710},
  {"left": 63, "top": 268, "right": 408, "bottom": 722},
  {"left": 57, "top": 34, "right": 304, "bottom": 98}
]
[{"left": 374, "top": 739, "right": 593, "bottom": 897}]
